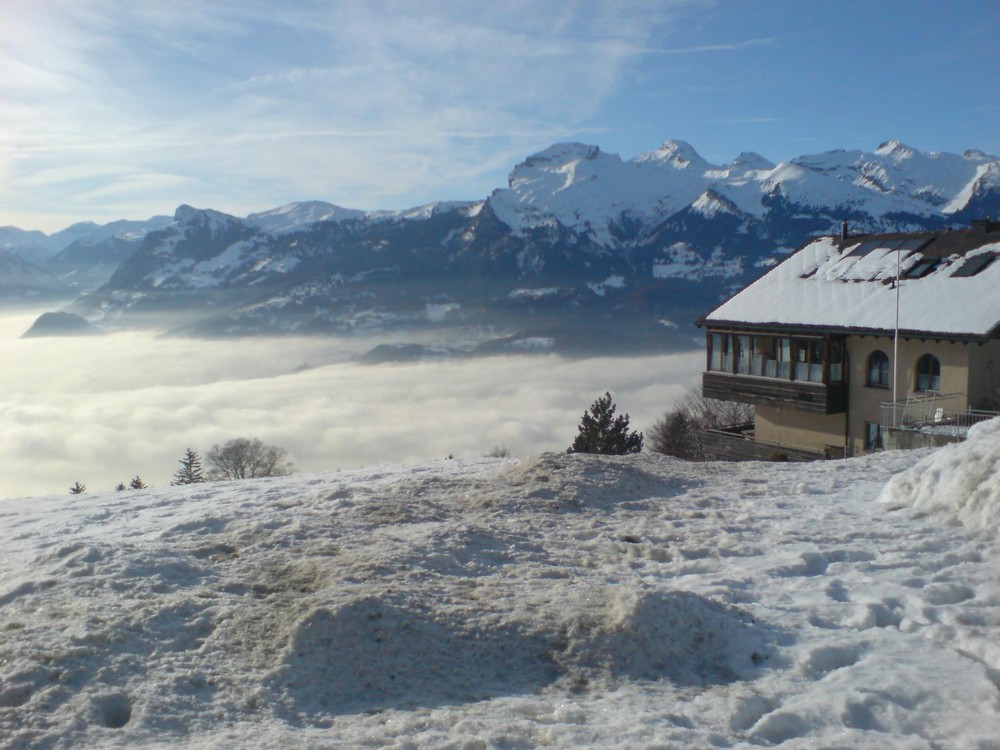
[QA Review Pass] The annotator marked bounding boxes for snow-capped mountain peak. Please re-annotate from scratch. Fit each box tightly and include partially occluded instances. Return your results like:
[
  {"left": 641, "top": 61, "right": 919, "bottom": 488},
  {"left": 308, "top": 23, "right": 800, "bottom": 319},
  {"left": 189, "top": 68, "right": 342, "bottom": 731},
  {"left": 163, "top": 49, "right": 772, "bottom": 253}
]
[
  {"left": 875, "top": 139, "right": 916, "bottom": 160},
  {"left": 246, "top": 201, "right": 366, "bottom": 234},
  {"left": 519, "top": 142, "right": 602, "bottom": 171},
  {"left": 636, "top": 140, "right": 709, "bottom": 170},
  {"left": 730, "top": 151, "right": 776, "bottom": 172},
  {"left": 172, "top": 205, "right": 247, "bottom": 236},
  {"left": 964, "top": 149, "right": 998, "bottom": 161},
  {"left": 11, "top": 137, "right": 1000, "bottom": 345},
  {"left": 690, "top": 189, "right": 742, "bottom": 218}
]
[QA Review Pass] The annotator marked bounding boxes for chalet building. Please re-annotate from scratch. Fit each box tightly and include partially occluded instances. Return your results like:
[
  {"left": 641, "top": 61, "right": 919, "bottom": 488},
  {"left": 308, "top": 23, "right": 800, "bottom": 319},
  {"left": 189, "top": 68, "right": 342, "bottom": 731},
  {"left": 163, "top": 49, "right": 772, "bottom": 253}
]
[{"left": 696, "top": 220, "right": 1000, "bottom": 461}]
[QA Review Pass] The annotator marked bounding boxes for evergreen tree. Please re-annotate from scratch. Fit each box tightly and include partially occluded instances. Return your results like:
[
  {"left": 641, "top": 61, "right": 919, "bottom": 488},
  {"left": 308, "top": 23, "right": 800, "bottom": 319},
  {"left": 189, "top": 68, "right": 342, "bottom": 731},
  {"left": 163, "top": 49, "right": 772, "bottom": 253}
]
[
  {"left": 129, "top": 476, "right": 148, "bottom": 490},
  {"left": 172, "top": 448, "right": 207, "bottom": 485},
  {"left": 568, "top": 391, "right": 643, "bottom": 455},
  {"left": 69, "top": 481, "right": 86, "bottom": 494},
  {"left": 115, "top": 482, "right": 127, "bottom": 492}
]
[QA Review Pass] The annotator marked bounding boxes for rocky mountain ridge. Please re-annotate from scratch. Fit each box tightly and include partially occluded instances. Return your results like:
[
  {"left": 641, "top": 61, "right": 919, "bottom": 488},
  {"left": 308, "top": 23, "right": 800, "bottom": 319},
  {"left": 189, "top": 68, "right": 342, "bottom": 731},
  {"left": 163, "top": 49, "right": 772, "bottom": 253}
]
[{"left": 9, "top": 139, "right": 1000, "bottom": 354}]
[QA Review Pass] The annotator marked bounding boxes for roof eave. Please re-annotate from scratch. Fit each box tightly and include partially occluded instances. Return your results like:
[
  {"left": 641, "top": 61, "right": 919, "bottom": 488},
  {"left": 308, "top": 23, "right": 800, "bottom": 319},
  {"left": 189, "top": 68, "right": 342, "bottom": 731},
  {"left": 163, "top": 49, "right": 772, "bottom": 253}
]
[{"left": 700, "top": 319, "right": 1000, "bottom": 343}]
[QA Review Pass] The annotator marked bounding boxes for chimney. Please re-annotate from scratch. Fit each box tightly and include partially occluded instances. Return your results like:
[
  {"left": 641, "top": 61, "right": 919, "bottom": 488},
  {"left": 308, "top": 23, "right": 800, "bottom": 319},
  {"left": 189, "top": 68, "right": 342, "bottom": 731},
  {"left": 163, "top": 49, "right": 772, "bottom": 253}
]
[{"left": 840, "top": 221, "right": 848, "bottom": 242}]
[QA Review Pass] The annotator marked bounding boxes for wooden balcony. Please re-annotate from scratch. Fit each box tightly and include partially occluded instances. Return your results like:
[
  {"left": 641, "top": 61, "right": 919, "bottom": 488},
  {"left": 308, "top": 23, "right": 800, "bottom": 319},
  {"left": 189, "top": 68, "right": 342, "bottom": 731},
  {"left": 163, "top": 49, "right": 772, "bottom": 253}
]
[{"left": 702, "top": 371, "right": 847, "bottom": 414}]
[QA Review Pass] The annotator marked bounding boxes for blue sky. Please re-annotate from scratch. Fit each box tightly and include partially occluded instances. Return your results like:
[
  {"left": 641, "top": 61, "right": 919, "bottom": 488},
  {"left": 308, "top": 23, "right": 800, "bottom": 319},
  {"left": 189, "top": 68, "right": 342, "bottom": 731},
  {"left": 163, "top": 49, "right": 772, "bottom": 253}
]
[{"left": 2, "top": 0, "right": 997, "bottom": 233}]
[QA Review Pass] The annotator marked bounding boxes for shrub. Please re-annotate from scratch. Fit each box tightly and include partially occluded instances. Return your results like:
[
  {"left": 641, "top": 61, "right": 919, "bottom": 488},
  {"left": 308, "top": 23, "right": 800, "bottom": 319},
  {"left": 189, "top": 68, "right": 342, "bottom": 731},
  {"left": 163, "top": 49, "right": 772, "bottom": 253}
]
[{"left": 648, "top": 388, "right": 753, "bottom": 461}]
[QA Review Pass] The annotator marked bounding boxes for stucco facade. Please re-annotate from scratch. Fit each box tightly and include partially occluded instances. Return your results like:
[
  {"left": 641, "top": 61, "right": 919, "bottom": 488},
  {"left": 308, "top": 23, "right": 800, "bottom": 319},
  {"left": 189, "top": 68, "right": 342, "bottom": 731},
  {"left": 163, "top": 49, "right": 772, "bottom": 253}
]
[{"left": 754, "top": 406, "right": 846, "bottom": 457}]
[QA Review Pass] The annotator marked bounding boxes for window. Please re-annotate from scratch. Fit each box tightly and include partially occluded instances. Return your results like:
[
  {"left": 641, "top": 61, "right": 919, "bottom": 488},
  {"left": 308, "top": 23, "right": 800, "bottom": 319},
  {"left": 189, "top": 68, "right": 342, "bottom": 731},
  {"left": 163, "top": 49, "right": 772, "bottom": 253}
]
[
  {"left": 905, "top": 257, "right": 939, "bottom": 279},
  {"left": 732, "top": 335, "right": 770, "bottom": 376},
  {"left": 710, "top": 333, "right": 722, "bottom": 371},
  {"left": 848, "top": 240, "right": 885, "bottom": 257},
  {"left": 710, "top": 333, "right": 734, "bottom": 373},
  {"left": 794, "top": 338, "right": 824, "bottom": 383},
  {"left": 915, "top": 354, "right": 941, "bottom": 392},
  {"left": 867, "top": 350, "right": 890, "bottom": 387},
  {"left": 760, "top": 337, "right": 779, "bottom": 377},
  {"left": 750, "top": 336, "right": 767, "bottom": 376},
  {"left": 896, "top": 238, "right": 930, "bottom": 253},
  {"left": 708, "top": 332, "right": 842, "bottom": 384},
  {"left": 777, "top": 337, "right": 792, "bottom": 379},
  {"left": 865, "top": 422, "right": 883, "bottom": 451},
  {"left": 829, "top": 340, "right": 845, "bottom": 383},
  {"left": 952, "top": 254, "right": 995, "bottom": 278},
  {"left": 736, "top": 335, "right": 752, "bottom": 375}
]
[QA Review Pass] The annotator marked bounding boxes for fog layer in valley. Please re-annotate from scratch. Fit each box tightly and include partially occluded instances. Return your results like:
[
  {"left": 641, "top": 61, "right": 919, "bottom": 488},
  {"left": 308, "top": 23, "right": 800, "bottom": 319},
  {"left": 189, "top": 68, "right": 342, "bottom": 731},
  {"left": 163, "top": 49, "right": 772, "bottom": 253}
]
[{"left": 0, "top": 311, "right": 703, "bottom": 499}]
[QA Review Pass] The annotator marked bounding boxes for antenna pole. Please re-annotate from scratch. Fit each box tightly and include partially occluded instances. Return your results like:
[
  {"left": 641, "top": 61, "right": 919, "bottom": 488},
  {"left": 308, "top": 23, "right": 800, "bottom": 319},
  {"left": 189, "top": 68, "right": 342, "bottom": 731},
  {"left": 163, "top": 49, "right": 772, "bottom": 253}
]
[{"left": 893, "top": 250, "right": 900, "bottom": 427}]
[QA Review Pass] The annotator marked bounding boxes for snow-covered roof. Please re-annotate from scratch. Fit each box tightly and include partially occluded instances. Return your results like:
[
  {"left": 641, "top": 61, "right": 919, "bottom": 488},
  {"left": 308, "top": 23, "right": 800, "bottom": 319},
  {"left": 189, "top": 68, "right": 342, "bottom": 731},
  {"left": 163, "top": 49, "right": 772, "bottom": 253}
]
[{"left": 703, "top": 226, "right": 1000, "bottom": 339}]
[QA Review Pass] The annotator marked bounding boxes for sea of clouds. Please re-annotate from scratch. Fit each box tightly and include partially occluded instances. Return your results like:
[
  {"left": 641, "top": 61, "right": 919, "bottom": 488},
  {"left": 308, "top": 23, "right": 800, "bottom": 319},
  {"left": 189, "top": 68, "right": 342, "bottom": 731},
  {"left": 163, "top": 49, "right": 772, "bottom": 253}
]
[{"left": 0, "top": 310, "right": 703, "bottom": 498}]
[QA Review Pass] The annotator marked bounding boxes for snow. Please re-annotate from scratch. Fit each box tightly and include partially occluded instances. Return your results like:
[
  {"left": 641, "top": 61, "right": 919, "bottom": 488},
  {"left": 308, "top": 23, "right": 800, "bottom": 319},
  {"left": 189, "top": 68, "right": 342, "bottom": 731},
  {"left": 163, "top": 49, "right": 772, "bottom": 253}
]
[
  {"left": 489, "top": 142, "right": 709, "bottom": 244},
  {"left": 484, "top": 141, "right": 1000, "bottom": 245},
  {"left": 185, "top": 241, "right": 260, "bottom": 288},
  {"left": 245, "top": 202, "right": 366, "bottom": 234},
  {"left": 881, "top": 417, "right": 1000, "bottom": 531},
  {"left": 943, "top": 163, "right": 999, "bottom": 214},
  {"left": 690, "top": 190, "right": 739, "bottom": 218},
  {"left": 707, "top": 236, "right": 1000, "bottom": 336},
  {"left": 4, "top": 435, "right": 1000, "bottom": 747},
  {"left": 586, "top": 275, "right": 625, "bottom": 296},
  {"left": 508, "top": 287, "right": 560, "bottom": 300}
]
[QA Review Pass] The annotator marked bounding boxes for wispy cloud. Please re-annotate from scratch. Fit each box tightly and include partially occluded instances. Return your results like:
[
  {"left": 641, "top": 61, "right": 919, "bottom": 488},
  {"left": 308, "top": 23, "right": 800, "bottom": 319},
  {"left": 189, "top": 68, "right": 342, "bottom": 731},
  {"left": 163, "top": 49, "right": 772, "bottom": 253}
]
[
  {"left": 639, "top": 37, "right": 776, "bottom": 55},
  {"left": 0, "top": 0, "right": 696, "bottom": 229},
  {"left": 709, "top": 117, "right": 784, "bottom": 126}
]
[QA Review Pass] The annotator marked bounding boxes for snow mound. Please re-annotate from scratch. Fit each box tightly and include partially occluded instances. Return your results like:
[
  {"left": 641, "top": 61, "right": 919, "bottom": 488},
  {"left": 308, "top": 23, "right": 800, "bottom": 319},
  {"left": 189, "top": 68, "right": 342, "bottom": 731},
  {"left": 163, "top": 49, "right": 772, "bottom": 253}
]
[
  {"left": 880, "top": 418, "right": 1000, "bottom": 530},
  {"left": 9, "top": 449, "right": 1000, "bottom": 746},
  {"left": 497, "top": 452, "right": 693, "bottom": 510},
  {"left": 269, "top": 586, "right": 766, "bottom": 717},
  {"left": 270, "top": 596, "right": 558, "bottom": 715},
  {"left": 555, "top": 588, "right": 767, "bottom": 688}
]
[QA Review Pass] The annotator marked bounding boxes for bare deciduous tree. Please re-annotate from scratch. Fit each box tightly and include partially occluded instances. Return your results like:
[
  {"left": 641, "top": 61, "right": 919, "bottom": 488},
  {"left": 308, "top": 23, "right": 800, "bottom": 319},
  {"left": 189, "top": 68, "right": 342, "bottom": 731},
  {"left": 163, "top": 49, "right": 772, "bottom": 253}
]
[
  {"left": 648, "top": 388, "right": 754, "bottom": 460},
  {"left": 484, "top": 444, "right": 511, "bottom": 458},
  {"left": 206, "top": 437, "right": 293, "bottom": 480}
]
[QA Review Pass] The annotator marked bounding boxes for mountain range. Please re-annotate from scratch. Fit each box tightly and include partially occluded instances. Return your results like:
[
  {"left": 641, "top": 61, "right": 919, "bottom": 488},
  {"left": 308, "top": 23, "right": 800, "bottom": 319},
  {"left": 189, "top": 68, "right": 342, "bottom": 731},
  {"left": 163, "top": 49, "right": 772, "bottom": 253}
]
[{"left": 7, "top": 139, "right": 999, "bottom": 355}]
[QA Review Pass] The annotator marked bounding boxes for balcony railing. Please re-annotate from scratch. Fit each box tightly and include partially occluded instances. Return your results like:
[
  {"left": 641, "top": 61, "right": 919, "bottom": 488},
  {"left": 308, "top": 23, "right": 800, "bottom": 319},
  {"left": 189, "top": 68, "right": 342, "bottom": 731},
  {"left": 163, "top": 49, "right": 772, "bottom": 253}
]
[{"left": 880, "top": 392, "right": 1000, "bottom": 441}]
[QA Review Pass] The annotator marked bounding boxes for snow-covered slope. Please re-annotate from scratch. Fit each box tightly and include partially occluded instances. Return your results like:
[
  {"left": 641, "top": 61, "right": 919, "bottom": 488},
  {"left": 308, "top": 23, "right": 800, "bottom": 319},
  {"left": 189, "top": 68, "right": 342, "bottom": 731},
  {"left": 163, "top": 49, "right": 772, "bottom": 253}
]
[
  {"left": 245, "top": 201, "right": 366, "bottom": 234},
  {"left": 3, "top": 438, "right": 1000, "bottom": 747},
  {"left": 487, "top": 139, "right": 1000, "bottom": 243},
  {"left": 0, "top": 249, "right": 72, "bottom": 303},
  {"left": 14, "top": 138, "right": 1000, "bottom": 344},
  {"left": 488, "top": 141, "right": 711, "bottom": 245},
  {"left": 0, "top": 217, "right": 175, "bottom": 301}
]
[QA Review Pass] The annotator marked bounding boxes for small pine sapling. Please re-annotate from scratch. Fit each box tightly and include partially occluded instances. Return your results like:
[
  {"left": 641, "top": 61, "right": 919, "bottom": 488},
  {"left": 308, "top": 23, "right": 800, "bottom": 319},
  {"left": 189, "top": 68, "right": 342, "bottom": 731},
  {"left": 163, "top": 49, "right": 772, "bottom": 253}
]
[
  {"left": 568, "top": 391, "right": 643, "bottom": 455},
  {"left": 172, "top": 448, "right": 207, "bottom": 485}
]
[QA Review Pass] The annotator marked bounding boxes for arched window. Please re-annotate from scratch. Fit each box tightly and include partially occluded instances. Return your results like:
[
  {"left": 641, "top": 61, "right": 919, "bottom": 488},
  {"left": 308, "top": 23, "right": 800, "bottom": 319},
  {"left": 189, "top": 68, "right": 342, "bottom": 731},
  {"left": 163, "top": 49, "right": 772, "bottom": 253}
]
[
  {"left": 915, "top": 354, "right": 941, "bottom": 392},
  {"left": 867, "top": 350, "right": 890, "bottom": 387}
]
